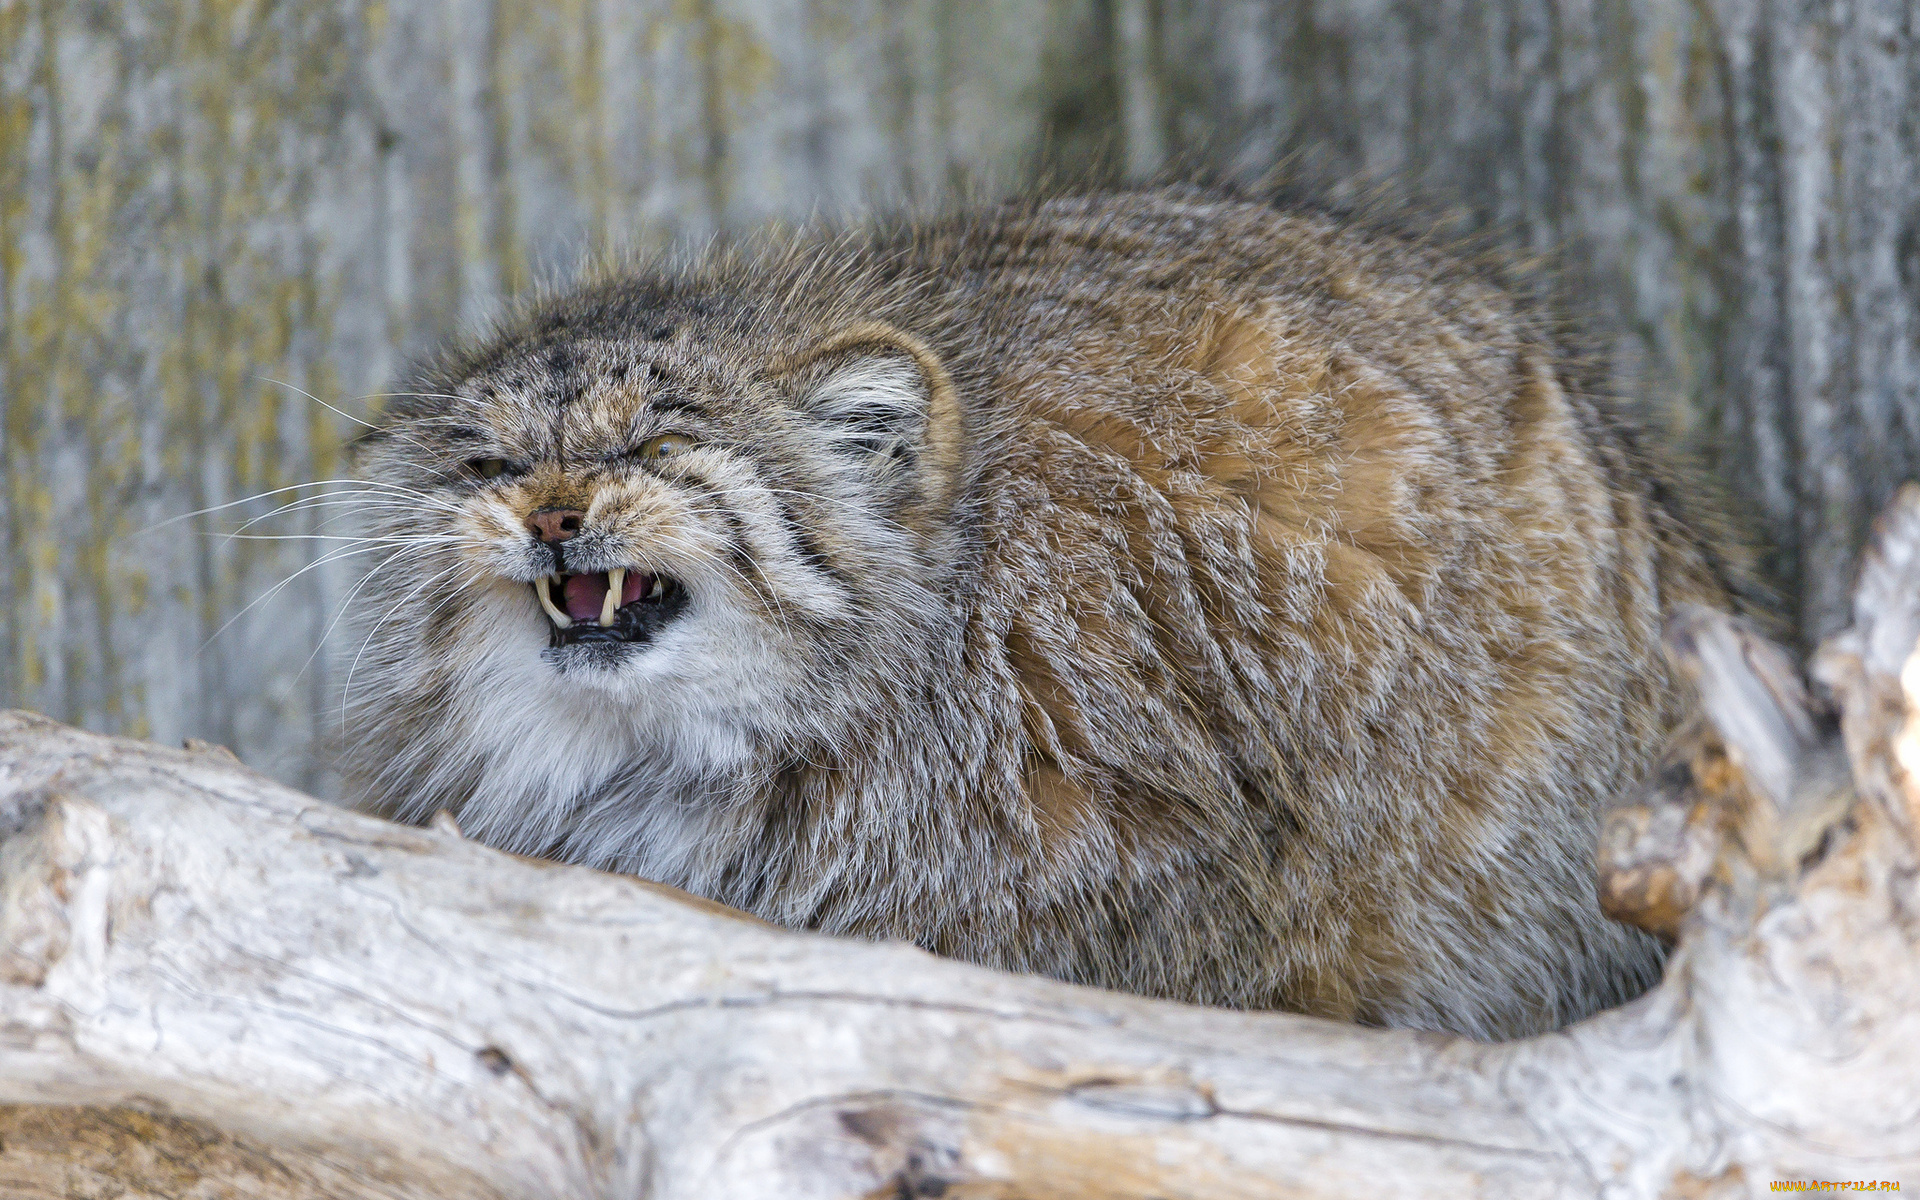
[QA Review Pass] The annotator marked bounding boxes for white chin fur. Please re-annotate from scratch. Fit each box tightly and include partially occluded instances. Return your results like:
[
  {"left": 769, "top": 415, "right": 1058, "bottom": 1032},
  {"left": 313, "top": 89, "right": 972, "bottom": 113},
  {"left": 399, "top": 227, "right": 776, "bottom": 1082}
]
[{"left": 440, "top": 586, "right": 794, "bottom": 885}]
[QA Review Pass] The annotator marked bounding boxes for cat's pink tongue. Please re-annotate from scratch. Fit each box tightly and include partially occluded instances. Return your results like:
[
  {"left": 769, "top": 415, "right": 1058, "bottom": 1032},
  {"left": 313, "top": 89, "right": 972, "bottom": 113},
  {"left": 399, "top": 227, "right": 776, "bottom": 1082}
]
[
  {"left": 560, "top": 571, "right": 650, "bottom": 622},
  {"left": 562, "top": 574, "right": 608, "bottom": 621}
]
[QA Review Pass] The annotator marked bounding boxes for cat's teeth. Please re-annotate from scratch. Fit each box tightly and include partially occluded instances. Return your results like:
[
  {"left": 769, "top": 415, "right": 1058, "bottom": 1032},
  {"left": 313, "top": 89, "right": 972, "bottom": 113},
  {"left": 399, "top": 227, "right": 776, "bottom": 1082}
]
[
  {"left": 534, "top": 576, "right": 570, "bottom": 629},
  {"left": 601, "top": 568, "right": 625, "bottom": 626},
  {"left": 648, "top": 576, "right": 664, "bottom": 600}
]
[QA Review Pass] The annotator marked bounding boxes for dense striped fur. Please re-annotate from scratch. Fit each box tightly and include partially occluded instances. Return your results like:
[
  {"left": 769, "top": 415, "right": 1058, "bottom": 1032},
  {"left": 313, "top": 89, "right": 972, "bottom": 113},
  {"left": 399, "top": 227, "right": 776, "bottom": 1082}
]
[{"left": 343, "top": 187, "right": 1735, "bottom": 1039}]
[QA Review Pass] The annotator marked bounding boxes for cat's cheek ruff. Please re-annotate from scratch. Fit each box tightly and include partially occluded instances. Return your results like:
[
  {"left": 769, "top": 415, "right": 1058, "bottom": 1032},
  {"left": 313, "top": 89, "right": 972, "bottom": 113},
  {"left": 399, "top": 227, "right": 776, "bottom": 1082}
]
[
  {"left": 364, "top": 463, "right": 913, "bottom": 812},
  {"left": 371, "top": 584, "right": 786, "bottom": 870}
]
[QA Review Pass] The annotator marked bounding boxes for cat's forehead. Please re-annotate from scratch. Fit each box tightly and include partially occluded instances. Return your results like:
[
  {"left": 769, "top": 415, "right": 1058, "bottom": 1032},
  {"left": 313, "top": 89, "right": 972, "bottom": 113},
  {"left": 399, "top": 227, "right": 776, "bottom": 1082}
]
[{"left": 452, "top": 334, "right": 765, "bottom": 446}]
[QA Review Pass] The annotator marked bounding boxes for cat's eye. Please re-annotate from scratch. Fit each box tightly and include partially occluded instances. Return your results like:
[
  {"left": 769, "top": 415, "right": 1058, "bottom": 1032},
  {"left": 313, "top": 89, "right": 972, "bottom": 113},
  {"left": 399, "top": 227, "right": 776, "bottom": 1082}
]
[
  {"left": 467, "top": 457, "right": 512, "bottom": 480},
  {"left": 636, "top": 434, "right": 694, "bottom": 460}
]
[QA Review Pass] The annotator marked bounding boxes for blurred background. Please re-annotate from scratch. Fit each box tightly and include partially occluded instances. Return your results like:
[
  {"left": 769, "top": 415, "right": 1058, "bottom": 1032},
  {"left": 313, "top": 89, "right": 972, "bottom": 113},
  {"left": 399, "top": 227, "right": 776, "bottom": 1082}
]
[{"left": 2, "top": 0, "right": 1917, "bottom": 793}]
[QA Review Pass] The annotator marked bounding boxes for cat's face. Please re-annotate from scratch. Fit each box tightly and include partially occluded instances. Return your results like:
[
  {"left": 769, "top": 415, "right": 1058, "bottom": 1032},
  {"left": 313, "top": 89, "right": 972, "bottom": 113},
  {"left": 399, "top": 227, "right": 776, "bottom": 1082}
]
[
  {"left": 368, "top": 342, "right": 799, "bottom": 683},
  {"left": 342, "top": 308, "right": 963, "bottom": 837}
]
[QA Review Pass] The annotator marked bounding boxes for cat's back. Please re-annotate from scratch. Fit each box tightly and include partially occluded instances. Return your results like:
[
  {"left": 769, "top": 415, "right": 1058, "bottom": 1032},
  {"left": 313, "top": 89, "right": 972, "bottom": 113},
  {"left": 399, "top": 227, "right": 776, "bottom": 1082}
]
[
  {"left": 882, "top": 188, "right": 1727, "bottom": 641},
  {"left": 839, "top": 188, "right": 1731, "bottom": 1034}
]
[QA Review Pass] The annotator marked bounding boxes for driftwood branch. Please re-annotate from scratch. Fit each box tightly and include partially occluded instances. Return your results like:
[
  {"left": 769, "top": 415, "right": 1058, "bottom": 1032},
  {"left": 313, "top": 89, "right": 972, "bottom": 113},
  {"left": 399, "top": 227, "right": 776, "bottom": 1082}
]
[{"left": 3, "top": 490, "right": 1920, "bottom": 1198}]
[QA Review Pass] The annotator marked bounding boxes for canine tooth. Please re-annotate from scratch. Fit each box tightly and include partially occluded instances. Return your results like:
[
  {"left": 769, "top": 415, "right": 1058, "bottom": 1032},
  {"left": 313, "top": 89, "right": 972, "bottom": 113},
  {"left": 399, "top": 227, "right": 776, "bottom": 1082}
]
[
  {"left": 601, "top": 568, "right": 625, "bottom": 626},
  {"left": 534, "top": 576, "right": 570, "bottom": 629},
  {"left": 648, "top": 576, "right": 664, "bottom": 600}
]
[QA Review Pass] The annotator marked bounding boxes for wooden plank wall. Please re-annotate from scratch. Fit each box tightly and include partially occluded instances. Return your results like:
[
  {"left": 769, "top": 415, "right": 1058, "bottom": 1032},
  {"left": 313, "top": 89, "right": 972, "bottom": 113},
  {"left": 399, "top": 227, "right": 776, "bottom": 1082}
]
[
  {"left": 1154, "top": 0, "right": 1920, "bottom": 646},
  {"left": 4, "top": 0, "right": 1917, "bottom": 790}
]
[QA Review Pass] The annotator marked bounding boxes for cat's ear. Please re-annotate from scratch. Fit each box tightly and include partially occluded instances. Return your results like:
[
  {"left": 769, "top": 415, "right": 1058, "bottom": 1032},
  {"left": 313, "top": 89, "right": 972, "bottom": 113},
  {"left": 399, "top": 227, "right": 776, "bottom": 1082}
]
[{"left": 776, "top": 322, "right": 964, "bottom": 508}]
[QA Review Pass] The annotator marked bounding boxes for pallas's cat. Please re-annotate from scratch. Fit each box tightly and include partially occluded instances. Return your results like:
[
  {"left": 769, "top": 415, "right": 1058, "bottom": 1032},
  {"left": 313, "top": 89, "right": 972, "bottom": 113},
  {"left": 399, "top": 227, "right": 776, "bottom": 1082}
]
[{"left": 343, "top": 188, "right": 1737, "bottom": 1038}]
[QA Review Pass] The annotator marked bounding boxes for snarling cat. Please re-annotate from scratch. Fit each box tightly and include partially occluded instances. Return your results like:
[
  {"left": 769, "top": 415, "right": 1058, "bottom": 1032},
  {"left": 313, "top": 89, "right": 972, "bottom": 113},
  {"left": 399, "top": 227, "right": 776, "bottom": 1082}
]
[{"left": 342, "top": 187, "right": 1740, "bottom": 1039}]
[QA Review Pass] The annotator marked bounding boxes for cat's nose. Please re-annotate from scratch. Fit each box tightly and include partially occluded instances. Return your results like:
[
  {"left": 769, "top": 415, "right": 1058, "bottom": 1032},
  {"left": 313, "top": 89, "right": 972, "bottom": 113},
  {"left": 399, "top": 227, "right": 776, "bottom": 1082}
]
[{"left": 527, "top": 508, "right": 585, "bottom": 543}]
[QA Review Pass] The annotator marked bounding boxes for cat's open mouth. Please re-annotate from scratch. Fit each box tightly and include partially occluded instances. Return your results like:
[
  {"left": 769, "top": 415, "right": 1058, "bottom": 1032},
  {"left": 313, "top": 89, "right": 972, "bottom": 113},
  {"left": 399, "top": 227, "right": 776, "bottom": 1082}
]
[{"left": 533, "top": 569, "right": 687, "bottom": 647}]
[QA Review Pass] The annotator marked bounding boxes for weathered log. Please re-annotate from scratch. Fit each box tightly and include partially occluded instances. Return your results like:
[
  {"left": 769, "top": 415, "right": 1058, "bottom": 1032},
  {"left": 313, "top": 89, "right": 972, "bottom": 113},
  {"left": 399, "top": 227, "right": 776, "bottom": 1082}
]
[
  {"left": 1596, "top": 605, "right": 1854, "bottom": 939},
  {"left": 2, "top": 489, "right": 1919, "bottom": 1197}
]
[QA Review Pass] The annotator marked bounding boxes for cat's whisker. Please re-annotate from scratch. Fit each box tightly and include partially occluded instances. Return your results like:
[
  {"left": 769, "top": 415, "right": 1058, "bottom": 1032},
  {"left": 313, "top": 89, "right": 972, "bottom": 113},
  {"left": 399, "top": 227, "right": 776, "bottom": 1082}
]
[
  {"left": 142, "top": 480, "right": 425, "bottom": 533},
  {"left": 198, "top": 539, "right": 440, "bottom": 655},
  {"left": 293, "top": 546, "right": 466, "bottom": 686},
  {"left": 210, "top": 532, "right": 462, "bottom": 546},
  {"left": 259, "top": 376, "right": 384, "bottom": 431},
  {"left": 339, "top": 559, "right": 473, "bottom": 722}
]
